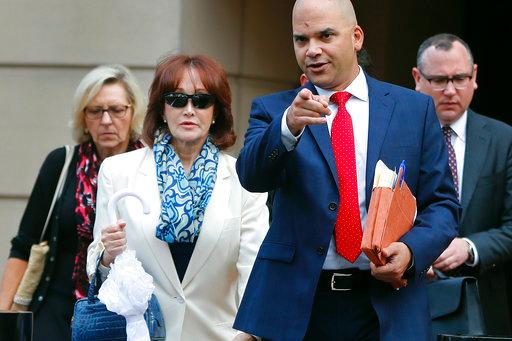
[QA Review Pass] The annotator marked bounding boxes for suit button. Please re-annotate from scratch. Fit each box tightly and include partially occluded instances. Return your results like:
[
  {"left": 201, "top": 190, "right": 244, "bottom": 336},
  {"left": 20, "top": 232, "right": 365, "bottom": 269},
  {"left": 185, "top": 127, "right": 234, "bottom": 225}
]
[
  {"left": 328, "top": 202, "right": 337, "bottom": 211},
  {"left": 38, "top": 295, "right": 44, "bottom": 302},
  {"left": 268, "top": 148, "right": 279, "bottom": 160},
  {"left": 316, "top": 247, "right": 325, "bottom": 255},
  {"left": 173, "top": 296, "right": 184, "bottom": 304}
]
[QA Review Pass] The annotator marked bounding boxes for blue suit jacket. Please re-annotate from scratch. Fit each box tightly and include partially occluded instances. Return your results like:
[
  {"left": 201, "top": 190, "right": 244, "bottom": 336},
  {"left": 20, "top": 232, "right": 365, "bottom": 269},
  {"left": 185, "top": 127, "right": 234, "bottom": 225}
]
[{"left": 234, "top": 75, "right": 460, "bottom": 341}]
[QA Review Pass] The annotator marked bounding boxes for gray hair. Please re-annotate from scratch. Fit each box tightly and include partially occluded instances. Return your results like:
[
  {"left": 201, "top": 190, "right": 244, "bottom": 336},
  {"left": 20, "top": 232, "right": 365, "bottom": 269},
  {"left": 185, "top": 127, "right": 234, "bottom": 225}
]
[
  {"left": 416, "top": 33, "right": 474, "bottom": 71},
  {"left": 71, "top": 64, "right": 146, "bottom": 143}
]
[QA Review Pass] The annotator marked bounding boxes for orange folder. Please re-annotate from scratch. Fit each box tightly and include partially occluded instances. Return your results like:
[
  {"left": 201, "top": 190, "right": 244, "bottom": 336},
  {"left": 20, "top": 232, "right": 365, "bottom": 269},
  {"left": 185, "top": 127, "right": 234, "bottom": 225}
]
[{"left": 361, "top": 163, "right": 417, "bottom": 266}]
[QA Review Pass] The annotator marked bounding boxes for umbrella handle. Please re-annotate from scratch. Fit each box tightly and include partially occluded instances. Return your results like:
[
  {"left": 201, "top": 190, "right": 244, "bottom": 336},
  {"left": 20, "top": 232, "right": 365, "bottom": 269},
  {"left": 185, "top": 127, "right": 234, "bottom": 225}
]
[{"left": 107, "top": 189, "right": 151, "bottom": 226}]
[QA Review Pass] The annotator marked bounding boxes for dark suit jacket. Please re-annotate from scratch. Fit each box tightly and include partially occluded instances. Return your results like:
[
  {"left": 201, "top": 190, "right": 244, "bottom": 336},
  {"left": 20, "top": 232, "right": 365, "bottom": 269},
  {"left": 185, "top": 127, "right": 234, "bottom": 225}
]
[
  {"left": 234, "top": 75, "right": 460, "bottom": 341},
  {"left": 458, "top": 110, "right": 512, "bottom": 335}
]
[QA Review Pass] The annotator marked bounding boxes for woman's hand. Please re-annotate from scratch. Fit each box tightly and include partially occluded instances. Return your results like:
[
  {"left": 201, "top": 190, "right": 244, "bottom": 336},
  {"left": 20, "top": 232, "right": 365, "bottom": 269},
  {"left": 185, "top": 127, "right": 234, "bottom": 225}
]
[
  {"left": 0, "top": 258, "right": 28, "bottom": 310},
  {"left": 100, "top": 220, "right": 127, "bottom": 266}
]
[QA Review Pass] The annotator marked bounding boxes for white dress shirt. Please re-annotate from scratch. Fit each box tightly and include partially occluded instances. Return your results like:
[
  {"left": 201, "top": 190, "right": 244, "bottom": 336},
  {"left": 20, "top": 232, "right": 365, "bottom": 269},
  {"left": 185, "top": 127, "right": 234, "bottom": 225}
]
[
  {"left": 281, "top": 67, "right": 370, "bottom": 270},
  {"left": 445, "top": 111, "right": 479, "bottom": 266},
  {"left": 447, "top": 112, "right": 467, "bottom": 197}
]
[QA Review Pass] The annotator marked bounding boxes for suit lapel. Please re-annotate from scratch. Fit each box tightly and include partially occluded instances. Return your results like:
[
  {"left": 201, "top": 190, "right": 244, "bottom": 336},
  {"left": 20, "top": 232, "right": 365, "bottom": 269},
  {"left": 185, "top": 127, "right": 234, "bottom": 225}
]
[
  {"left": 135, "top": 149, "right": 184, "bottom": 296},
  {"left": 461, "top": 110, "right": 490, "bottom": 220},
  {"left": 304, "top": 82, "right": 339, "bottom": 187},
  {"left": 365, "top": 77, "right": 395, "bottom": 204},
  {"left": 308, "top": 124, "right": 339, "bottom": 187},
  {"left": 181, "top": 154, "right": 231, "bottom": 288}
]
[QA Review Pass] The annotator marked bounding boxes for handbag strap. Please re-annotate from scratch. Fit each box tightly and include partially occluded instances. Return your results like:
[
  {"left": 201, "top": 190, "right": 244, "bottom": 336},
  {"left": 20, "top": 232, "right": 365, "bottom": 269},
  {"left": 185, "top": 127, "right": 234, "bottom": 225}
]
[
  {"left": 87, "top": 253, "right": 104, "bottom": 302},
  {"left": 87, "top": 273, "right": 98, "bottom": 302},
  {"left": 39, "top": 145, "right": 74, "bottom": 242}
]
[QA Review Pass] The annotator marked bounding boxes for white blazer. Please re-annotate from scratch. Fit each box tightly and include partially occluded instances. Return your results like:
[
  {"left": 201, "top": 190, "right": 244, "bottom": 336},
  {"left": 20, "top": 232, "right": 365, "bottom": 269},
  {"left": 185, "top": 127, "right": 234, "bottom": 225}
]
[{"left": 87, "top": 147, "right": 269, "bottom": 341}]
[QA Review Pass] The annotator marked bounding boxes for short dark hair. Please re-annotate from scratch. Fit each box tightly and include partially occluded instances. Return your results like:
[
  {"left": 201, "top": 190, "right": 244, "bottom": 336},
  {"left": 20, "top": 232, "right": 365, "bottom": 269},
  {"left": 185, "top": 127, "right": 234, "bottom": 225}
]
[
  {"left": 416, "top": 33, "right": 474, "bottom": 71},
  {"left": 142, "top": 54, "right": 236, "bottom": 150}
]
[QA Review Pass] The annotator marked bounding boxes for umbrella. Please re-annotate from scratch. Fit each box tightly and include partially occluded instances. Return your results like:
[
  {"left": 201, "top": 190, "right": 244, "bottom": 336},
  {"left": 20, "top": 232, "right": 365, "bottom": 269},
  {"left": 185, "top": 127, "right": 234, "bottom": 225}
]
[{"left": 97, "top": 189, "right": 154, "bottom": 341}]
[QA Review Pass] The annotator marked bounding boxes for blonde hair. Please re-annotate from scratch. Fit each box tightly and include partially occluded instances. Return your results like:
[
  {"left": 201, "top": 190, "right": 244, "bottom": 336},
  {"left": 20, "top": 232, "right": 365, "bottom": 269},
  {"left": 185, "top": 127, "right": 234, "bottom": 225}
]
[{"left": 71, "top": 64, "right": 146, "bottom": 143}]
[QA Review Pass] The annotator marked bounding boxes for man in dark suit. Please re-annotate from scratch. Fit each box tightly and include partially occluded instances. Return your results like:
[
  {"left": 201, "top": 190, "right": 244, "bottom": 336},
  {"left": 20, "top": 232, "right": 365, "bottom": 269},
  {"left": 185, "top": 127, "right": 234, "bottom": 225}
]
[
  {"left": 413, "top": 33, "right": 512, "bottom": 335},
  {"left": 233, "top": 1, "right": 460, "bottom": 340}
]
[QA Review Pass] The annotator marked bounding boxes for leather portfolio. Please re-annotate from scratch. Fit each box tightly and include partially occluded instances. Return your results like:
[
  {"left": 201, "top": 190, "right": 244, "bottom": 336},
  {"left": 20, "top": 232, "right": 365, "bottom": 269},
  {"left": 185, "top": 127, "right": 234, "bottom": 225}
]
[
  {"left": 428, "top": 277, "right": 486, "bottom": 341},
  {"left": 361, "top": 160, "right": 416, "bottom": 265}
]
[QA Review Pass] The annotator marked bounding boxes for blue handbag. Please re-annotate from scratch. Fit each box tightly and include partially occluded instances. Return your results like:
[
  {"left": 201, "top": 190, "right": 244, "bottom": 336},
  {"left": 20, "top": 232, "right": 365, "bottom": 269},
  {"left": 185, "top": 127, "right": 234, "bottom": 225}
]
[{"left": 71, "top": 272, "right": 165, "bottom": 341}]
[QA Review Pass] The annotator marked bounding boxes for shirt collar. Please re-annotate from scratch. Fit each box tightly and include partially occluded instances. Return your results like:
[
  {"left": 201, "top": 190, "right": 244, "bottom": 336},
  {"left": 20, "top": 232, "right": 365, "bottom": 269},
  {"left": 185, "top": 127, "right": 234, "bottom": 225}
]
[
  {"left": 314, "top": 66, "right": 369, "bottom": 102},
  {"left": 443, "top": 111, "right": 467, "bottom": 142}
]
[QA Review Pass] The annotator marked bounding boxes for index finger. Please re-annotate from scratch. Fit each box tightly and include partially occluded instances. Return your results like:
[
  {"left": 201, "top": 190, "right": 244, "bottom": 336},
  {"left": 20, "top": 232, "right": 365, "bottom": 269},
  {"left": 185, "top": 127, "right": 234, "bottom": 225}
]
[
  {"left": 432, "top": 249, "right": 450, "bottom": 265},
  {"left": 371, "top": 260, "right": 395, "bottom": 275},
  {"left": 381, "top": 242, "right": 404, "bottom": 255},
  {"left": 292, "top": 96, "right": 330, "bottom": 117},
  {"left": 311, "top": 94, "right": 330, "bottom": 108},
  {"left": 297, "top": 88, "right": 313, "bottom": 101}
]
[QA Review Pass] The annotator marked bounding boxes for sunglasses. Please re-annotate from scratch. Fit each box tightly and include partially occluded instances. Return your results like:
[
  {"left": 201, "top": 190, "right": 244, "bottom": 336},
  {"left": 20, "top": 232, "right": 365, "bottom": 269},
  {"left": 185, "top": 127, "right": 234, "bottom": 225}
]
[{"left": 163, "top": 92, "right": 215, "bottom": 109}]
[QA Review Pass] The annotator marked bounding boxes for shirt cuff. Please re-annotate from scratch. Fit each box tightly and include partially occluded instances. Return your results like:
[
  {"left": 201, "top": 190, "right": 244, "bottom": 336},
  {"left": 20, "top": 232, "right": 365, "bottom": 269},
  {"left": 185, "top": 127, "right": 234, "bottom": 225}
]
[
  {"left": 235, "top": 331, "right": 261, "bottom": 341},
  {"left": 402, "top": 246, "right": 415, "bottom": 279},
  {"left": 96, "top": 247, "right": 110, "bottom": 282},
  {"left": 281, "top": 107, "right": 303, "bottom": 151},
  {"left": 97, "top": 262, "right": 111, "bottom": 282},
  {"left": 463, "top": 237, "right": 479, "bottom": 267}
]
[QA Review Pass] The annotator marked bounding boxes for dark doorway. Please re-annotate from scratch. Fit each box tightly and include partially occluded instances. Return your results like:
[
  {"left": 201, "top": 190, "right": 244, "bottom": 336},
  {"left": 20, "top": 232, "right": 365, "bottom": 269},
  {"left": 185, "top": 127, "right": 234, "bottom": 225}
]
[{"left": 355, "top": 1, "right": 508, "bottom": 125}]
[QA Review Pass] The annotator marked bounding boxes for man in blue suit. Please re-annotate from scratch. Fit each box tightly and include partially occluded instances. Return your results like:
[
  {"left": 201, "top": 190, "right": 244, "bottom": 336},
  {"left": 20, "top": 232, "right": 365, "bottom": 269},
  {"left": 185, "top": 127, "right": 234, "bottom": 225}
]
[{"left": 233, "top": 0, "right": 460, "bottom": 340}]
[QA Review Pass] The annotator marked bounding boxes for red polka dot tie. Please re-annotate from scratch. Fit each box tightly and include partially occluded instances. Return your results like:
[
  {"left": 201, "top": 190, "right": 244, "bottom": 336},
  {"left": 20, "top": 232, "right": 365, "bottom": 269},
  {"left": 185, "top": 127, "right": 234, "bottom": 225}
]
[
  {"left": 330, "top": 91, "right": 362, "bottom": 263},
  {"left": 442, "top": 125, "right": 460, "bottom": 199}
]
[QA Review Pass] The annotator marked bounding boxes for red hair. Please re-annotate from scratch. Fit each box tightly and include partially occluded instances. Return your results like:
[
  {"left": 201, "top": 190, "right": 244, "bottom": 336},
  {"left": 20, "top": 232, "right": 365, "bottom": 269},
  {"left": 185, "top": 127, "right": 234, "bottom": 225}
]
[{"left": 142, "top": 54, "right": 236, "bottom": 150}]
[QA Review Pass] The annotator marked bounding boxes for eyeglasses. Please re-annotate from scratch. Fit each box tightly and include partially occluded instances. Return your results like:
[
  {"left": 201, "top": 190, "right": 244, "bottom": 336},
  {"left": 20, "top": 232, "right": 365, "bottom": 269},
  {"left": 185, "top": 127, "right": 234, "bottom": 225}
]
[
  {"left": 84, "top": 105, "right": 131, "bottom": 120},
  {"left": 163, "top": 92, "right": 215, "bottom": 109},
  {"left": 419, "top": 70, "right": 473, "bottom": 91}
]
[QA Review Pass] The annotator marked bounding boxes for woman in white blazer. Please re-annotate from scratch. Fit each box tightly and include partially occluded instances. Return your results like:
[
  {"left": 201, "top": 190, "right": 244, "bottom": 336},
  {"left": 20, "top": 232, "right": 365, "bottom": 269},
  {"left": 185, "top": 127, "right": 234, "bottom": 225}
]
[{"left": 87, "top": 55, "right": 268, "bottom": 341}]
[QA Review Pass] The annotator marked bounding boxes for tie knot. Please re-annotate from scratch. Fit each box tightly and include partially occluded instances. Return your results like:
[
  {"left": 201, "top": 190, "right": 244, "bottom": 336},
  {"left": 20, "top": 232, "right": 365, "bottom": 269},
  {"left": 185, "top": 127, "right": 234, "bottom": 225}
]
[
  {"left": 442, "top": 125, "right": 453, "bottom": 138},
  {"left": 330, "top": 91, "right": 352, "bottom": 107}
]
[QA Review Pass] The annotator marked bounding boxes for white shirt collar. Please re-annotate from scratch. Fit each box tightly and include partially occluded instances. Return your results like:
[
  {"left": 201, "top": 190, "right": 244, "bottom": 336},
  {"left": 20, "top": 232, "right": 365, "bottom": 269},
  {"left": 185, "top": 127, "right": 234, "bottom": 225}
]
[
  {"left": 314, "top": 66, "right": 369, "bottom": 102},
  {"left": 443, "top": 111, "right": 467, "bottom": 143}
]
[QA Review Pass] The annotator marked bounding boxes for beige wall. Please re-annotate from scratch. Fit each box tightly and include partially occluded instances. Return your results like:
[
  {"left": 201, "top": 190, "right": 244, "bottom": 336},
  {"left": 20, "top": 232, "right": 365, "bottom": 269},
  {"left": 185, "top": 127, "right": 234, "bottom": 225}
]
[
  {"left": 0, "top": 0, "right": 298, "bottom": 280},
  {"left": 182, "top": 0, "right": 298, "bottom": 151}
]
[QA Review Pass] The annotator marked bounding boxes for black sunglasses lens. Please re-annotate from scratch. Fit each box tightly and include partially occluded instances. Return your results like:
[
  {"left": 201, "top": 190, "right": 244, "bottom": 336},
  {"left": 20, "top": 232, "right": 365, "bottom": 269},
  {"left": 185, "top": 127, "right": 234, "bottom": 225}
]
[
  {"left": 165, "top": 93, "right": 188, "bottom": 108},
  {"left": 192, "top": 94, "right": 214, "bottom": 109},
  {"left": 164, "top": 93, "right": 214, "bottom": 109}
]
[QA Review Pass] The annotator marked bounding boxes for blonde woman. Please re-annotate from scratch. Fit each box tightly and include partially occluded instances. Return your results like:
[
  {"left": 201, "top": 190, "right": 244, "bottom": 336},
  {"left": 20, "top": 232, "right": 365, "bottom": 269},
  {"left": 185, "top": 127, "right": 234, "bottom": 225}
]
[{"left": 0, "top": 64, "right": 146, "bottom": 341}]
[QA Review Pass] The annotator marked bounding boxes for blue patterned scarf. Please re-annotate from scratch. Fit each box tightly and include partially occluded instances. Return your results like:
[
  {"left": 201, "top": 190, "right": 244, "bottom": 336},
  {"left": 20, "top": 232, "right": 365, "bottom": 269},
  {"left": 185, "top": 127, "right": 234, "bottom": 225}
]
[{"left": 153, "top": 130, "right": 219, "bottom": 243}]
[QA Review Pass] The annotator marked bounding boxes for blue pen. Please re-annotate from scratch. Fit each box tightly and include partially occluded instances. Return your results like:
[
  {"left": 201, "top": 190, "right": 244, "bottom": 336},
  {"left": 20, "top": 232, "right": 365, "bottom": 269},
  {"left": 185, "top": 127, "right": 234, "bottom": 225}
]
[{"left": 399, "top": 160, "right": 406, "bottom": 187}]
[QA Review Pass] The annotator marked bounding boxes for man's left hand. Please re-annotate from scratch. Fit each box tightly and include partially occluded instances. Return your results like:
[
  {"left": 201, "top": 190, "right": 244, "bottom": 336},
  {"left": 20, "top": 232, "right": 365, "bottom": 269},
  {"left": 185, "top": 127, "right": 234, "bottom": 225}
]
[
  {"left": 370, "top": 242, "right": 411, "bottom": 289},
  {"left": 432, "top": 237, "right": 470, "bottom": 272}
]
